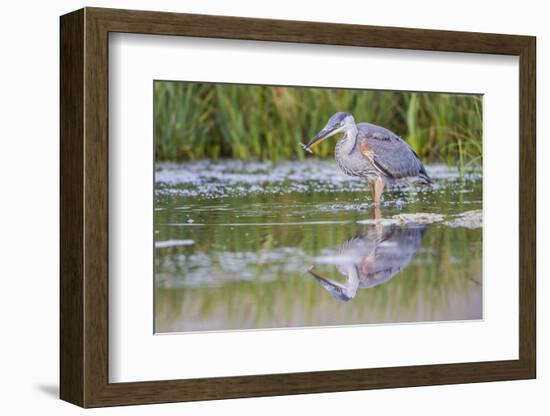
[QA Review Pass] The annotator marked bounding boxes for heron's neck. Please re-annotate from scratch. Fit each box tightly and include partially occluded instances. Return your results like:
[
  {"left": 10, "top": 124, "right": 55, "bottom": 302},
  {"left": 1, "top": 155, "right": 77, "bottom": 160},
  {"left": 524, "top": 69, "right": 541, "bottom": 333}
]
[
  {"left": 342, "top": 266, "right": 360, "bottom": 299},
  {"left": 340, "top": 125, "right": 358, "bottom": 154}
]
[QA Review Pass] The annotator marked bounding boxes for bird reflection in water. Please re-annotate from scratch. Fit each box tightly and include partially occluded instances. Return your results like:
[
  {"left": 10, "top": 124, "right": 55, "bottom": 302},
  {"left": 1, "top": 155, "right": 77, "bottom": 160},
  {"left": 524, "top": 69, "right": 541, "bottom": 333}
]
[{"left": 308, "top": 218, "right": 428, "bottom": 301}]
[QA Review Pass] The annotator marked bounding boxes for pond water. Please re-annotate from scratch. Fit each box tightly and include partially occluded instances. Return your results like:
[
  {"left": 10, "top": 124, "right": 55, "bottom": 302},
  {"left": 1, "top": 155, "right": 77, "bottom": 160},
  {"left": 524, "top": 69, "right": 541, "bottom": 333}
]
[{"left": 154, "top": 160, "right": 482, "bottom": 333}]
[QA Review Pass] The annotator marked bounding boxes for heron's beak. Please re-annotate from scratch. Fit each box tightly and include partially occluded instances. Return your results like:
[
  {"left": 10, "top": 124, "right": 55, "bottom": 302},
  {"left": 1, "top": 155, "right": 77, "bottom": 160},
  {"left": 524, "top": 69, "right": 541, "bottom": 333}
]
[
  {"left": 307, "top": 266, "right": 354, "bottom": 302},
  {"left": 307, "top": 266, "right": 346, "bottom": 292},
  {"left": 304, "top": 126, "right": 342, "bottom": 152}
]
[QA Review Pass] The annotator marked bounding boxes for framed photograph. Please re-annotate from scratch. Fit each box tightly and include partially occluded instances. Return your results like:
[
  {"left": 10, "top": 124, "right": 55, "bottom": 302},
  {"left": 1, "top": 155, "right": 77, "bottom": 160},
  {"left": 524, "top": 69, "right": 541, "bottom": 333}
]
[{"left": 60, "top": 7, "right": 536, "bottom": 408}]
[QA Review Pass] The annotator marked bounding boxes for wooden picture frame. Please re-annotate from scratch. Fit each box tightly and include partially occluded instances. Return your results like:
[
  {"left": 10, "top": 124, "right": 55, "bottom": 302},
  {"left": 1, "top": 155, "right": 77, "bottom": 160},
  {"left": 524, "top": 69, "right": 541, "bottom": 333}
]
[{"left": 60, "top": 7, "right": 536, "bottom": 408}]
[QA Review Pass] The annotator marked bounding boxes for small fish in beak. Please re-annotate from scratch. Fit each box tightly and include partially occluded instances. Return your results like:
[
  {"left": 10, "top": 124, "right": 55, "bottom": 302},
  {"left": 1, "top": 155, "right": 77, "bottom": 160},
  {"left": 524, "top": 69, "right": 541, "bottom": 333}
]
[
  {"left": 300, "top": 142, "right": 314, "bottom": 154},
  {"left": 302, "top": 124, "right": 343, "bottom": 154}
]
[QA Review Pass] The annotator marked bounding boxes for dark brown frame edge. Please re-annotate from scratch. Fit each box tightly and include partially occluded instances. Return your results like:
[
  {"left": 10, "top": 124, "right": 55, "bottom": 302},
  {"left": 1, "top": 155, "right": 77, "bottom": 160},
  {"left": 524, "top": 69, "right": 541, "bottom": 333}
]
[{"left": 60, "top": 7, "right": 536, "bottom": 408}]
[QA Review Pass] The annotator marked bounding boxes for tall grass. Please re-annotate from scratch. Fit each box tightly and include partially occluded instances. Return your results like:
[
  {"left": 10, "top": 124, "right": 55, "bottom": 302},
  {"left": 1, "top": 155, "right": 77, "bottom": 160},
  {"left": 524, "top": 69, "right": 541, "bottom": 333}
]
[{"left": 154, "top": 81, "right": 482, "bottom": 168}]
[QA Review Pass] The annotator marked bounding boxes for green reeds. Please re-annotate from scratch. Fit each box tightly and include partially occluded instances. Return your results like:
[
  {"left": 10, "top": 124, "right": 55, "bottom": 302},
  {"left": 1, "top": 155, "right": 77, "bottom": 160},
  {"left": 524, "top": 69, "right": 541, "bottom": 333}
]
[{"left": 154, "top": 81, "right": 482, "bottom": 167}]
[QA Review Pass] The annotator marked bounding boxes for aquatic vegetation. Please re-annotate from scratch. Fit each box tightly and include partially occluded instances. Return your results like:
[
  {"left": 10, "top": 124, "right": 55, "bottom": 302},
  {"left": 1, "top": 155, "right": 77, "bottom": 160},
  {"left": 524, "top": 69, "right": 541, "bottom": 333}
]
[
  {"left": 155, "top": 159, "right": 481, "bottom": 201},
  {"left": 357, "top": 213, "right": 445, "bottom": 226},
  {"left": 155, "top": 239, "right": 195, "bottom": 249},
  {"left": 444, "top": 210, "right": 483, "bottom": 229},
  {"left": 356, "top": 211, "right": 483, "bottom": 229}
]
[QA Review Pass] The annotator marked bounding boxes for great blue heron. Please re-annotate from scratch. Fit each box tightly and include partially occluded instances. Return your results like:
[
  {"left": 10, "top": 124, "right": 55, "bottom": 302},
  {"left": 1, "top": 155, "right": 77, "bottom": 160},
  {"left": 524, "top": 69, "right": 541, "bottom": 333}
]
[
  {"left": 308, "top": 223, "right": 428, "bottom": 301},
  {"left": 304, "top": 112, "right": 432, "bottom": 206}
]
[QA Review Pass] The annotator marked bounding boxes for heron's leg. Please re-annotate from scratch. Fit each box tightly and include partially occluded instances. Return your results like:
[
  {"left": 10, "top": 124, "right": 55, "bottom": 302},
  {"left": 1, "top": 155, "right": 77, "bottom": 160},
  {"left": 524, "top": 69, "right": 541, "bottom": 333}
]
[
  {"left": 368, "top": 181, "right": 375, "bottom": 204},
  {"left": 373, "top": 178, "right": 385, "bottom": 207}
]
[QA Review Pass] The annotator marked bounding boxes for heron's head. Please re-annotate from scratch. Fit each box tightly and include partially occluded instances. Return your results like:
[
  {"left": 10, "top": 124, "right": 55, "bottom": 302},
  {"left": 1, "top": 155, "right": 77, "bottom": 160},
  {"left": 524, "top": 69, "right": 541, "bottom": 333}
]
[{"left": 304, "top": 112, "right": 356, "bottom": 153}]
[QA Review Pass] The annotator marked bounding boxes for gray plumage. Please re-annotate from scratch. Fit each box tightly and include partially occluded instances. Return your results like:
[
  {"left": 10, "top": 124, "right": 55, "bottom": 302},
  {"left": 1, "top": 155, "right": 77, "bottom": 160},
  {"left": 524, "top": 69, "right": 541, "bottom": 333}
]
[
  {"left": 305, "top": 112, "right": 432, "bottom": 205},
  {"left": 308, "top": 223, "right": 428, "bottom": 301},
  {"left": 349, "top": 224, "right": 427, "bottom": 289},
  {"left": 355, "top": 122, "right": 432, "bottom": 183}
]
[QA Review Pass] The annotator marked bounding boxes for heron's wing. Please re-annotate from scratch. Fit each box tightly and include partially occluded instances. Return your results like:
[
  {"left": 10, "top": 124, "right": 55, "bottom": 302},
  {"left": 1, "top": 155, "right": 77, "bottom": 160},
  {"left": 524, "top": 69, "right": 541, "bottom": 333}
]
[
  {"left": 358, "top": 224, "right": 428, "bottom": 287},
  {"left": 357, "top": 124, "right": 427, "bottom": 179}
]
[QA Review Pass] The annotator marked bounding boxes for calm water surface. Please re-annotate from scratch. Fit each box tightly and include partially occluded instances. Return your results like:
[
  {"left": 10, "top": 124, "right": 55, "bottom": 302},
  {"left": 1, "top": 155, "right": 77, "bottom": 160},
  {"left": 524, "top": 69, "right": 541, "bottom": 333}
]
[{"left": 154, "top": 160, "right": 482, "bottom": 333}]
